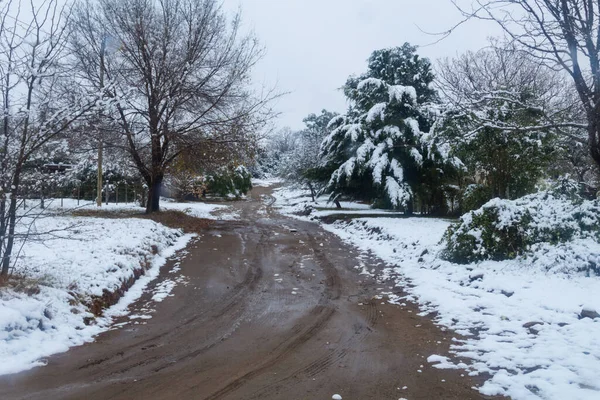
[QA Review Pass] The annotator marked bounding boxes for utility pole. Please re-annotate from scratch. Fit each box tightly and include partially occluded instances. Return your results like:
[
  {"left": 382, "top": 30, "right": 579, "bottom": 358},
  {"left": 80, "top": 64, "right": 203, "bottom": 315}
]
[{"left": 97, "top": 36, "right": 106, "bottom": 207}]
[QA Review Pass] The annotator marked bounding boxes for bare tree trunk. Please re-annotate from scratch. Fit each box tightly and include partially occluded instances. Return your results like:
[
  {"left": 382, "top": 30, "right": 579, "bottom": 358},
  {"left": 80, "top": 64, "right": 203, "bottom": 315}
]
[
  {"left": 0, "top": 197, "right": 6, "bottom": 280},
  {"left": 1, "top": 195, "right": 18, "bottom": 278},
  {"left": 405, "top": 196, "right": 414, "bottom": 216},
  {"left": 333, "top": 194, "right": 342, "bottom": 209},
  {"left": 40, "top": 181, "right": 45, "bottom": 209},
  {"left": 589, "top": 118, "right": 600, "bottom": 170},
  {"left": 2, "top": 159, "right": 25, "bottom": 278},
  {"left": 308, "top": 182, "right": 316, "bottom": 202},
  {"left": 146, "top": 175, "right": 163, "bottom": 213}
]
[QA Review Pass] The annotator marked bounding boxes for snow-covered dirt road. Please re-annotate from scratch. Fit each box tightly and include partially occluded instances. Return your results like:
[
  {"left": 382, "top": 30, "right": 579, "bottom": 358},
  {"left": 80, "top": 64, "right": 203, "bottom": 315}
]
[{"left": 0, "top": 187, "right": 500, "bottom": 400}]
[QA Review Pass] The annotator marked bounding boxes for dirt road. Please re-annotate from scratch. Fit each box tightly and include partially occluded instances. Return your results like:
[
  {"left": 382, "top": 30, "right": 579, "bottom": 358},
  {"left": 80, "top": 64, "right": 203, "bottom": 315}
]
[{"left": 0, "top": 187, "right": 499, "bottom": 400}]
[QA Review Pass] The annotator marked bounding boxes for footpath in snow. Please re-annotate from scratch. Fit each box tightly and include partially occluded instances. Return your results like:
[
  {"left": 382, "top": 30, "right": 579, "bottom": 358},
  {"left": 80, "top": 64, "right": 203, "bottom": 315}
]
[
  {"left": 274, "top": 186, "right": 600, "bottom": 400},
  {"left": 0, "top": 197, "right": 233, "bottom": 376}
]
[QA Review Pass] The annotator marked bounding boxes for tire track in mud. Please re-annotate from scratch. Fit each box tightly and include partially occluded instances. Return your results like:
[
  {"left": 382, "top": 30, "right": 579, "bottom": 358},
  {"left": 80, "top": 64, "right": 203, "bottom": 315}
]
[
  {"left": 81, "top": 228, "right": 271, "bottom": 377},
  {"left": 244, "top": 236, "right": 381, "bottom": 400},
  {"left": 246, "top": 300, "right": 380, "bottom": 399},
  {"left": 200, "top": 230, "right": 343, "bottom": 400},
  {"left": 144, "top": 228, "right": 275, "bottom": 375}
]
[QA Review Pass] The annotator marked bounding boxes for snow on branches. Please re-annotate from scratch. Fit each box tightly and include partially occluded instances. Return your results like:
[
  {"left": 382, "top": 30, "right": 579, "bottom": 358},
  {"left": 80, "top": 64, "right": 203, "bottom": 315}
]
[{"left": 320, "top": 44, "right": 459, "bottom": 211}]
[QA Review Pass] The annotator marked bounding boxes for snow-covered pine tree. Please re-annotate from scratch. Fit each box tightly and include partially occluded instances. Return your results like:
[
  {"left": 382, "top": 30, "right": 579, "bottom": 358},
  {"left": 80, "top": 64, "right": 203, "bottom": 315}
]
[{"left": 320, "top": 44, "right": 460, "bottom": 213}]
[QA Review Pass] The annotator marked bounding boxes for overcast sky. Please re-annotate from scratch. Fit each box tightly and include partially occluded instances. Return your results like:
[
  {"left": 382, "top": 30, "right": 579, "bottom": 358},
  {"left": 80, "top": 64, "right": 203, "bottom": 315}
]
[{"left": 222, "top": 0, "right": 501, "bottom": 130}]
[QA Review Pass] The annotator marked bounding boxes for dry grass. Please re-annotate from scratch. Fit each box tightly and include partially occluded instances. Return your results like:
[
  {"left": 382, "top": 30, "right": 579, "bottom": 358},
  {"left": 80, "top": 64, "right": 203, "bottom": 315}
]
[
  {"left": 136, "top": 210, "right": 213, "bottom": 233},
  {"left": 70, "top": 208, "right": 213, "bottom": 234},
  {"left": 0, "top": 273, "right": 50, "bottom": 295}
]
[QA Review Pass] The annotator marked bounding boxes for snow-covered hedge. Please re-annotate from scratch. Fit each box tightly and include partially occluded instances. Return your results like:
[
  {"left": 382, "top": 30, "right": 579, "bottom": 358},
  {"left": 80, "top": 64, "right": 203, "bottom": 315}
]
[
  {"left": 443, "top": 181, "right": 600, "bottom": 274},
  {"left": 206, "top": 165, "right": 252, "bottom": 198},
  {"left": 460, "top": 183, "right": 493, "bottom": 213}
]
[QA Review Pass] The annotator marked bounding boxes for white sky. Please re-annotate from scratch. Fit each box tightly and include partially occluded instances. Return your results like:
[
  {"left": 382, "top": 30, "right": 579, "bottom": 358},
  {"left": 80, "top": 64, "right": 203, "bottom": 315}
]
[{"left": 223, "top": 0, "right": 502, "bottom": 130}]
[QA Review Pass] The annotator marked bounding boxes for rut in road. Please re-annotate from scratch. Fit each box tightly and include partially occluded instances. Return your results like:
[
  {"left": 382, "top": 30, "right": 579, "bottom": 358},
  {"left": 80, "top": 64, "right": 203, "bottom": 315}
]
[{"left": 202, "top": 232, "right": 343, "bottom": 400}]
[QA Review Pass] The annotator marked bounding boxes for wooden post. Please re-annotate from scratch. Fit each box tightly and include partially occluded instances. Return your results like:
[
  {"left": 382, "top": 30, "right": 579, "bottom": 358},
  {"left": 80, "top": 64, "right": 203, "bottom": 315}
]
[{"left": 97, "top": 140, "right": 103, "bottom": 207}]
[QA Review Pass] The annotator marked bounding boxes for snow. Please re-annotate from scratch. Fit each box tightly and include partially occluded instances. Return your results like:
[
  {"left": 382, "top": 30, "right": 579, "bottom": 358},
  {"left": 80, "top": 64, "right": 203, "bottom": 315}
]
[
  {"left": 366, "top": 102, "right": 387, "bottom": 123},
  {"left": 272, "top": 186, "right": 375, "bottom": 216},
  {"left": 0, "top": 208, "right": 194, "bottom": 376},
  {"left": 274, "top": 187, "right": 600, "bottom": 400},
  {"left": 389, "top": 84, "right": 417, "bottom": 104},
  {"left": 252, "top": 177, "right": 283, "bottom": 187},
  {"left": 45, "top": 197, "right": 238, "bottom": 220},
  {"left": 357, "top": 77, "right": 384, "bottom": 92}
]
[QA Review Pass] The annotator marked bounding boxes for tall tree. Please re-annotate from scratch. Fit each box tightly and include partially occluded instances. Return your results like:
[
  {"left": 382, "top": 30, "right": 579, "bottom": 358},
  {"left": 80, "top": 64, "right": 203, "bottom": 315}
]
[
  {"left": 71, "top": 0, "right": 273, "bottom": 213},
  {"left": 452, "top": 0, "right": 600, "bottom": 172},
  {"left": 320, "top": 44, "right": 461, "bottom": 213}
]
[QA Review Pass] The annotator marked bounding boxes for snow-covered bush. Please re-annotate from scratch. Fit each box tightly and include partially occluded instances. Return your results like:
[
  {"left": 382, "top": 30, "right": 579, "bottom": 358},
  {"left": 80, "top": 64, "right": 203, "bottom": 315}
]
[
  {"left": 443, "top": 180, "right": 600, "bottom": 274},
  {"left": 460, "top": 184, "right": 493, "bottom": 213},
  {"left": 206, "top": 165, "right": 252, "bottom": 198}
]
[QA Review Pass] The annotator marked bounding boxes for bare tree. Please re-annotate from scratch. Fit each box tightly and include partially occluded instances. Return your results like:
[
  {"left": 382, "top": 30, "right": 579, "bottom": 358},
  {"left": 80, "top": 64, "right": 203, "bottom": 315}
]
[
  {"left": 452, "top": 0, "right": 600, "bottom": 172},
  {"left": 70, "top": 0, "right": 275, "bottom": 213},
  {"left": 437, "top": 40, "right": 577, "bottom": 134},
  {"left": 0, "top": 0, "right": 94, "bottom": 280}
]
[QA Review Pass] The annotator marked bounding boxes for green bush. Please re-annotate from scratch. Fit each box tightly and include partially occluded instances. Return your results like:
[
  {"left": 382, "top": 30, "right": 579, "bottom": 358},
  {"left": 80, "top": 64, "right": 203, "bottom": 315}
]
[
  {"left": 461, "top": 184, "right": 493, "bottom": 213},
  {"left": 443, "top": 180, "right": 600, "bottom": 266},
  {"left": 206, "top": 165, "right": 252, "bottom": 198}
]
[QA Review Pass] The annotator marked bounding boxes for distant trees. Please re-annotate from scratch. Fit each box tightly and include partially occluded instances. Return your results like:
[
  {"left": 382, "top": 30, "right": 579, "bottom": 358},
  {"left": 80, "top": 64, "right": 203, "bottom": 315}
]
[
  {"left": 320, "top": 44, "right": 462, "bottom": 214},
  {"left": 279, "top": 110, "right": 338, "bottom": 200}
]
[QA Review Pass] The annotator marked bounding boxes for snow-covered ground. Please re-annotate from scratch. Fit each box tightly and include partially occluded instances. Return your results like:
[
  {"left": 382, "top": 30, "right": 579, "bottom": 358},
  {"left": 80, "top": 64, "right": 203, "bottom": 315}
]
[
  {"left": 45, "top": 197, "right": 238, "bottom": 220},
  {"left": 0, "top": 205, "right": 195, "bottom": 376},
  {"left": 271, "top": 186, "right": 391, "bottom": 216},
  {"left": 252, "top": 177, "right": 284, "bottom": 187},
  {"left": 274, "top": 186, "right": 600, "bottom": 400}
]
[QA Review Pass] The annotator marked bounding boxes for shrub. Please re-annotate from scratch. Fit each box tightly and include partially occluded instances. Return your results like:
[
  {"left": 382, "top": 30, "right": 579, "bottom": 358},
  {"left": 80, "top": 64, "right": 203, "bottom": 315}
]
[
  {"left": 206, "top": 165, "right": 252, "bottom": 198},
  {"left": 443, "top": 180, "right": 600, "bottom": 273},
  {"left": 461, "top": 184, "right": 493, "bottom": 213}
]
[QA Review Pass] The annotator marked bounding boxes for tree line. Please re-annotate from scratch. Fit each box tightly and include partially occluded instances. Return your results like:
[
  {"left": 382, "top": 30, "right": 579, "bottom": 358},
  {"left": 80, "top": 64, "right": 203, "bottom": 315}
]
[{"left": 264, "top": 38, "right": 596, "bottom": 216}]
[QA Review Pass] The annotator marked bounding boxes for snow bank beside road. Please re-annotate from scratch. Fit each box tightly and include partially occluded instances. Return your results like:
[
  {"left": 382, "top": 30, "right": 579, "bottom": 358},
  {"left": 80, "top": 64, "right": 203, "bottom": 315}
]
[
  {"left": 0, "top": 215, "right": 193, "bottom": 376},
  {"left": 274, "top": 187, "right": 600, "bottom": 400}
]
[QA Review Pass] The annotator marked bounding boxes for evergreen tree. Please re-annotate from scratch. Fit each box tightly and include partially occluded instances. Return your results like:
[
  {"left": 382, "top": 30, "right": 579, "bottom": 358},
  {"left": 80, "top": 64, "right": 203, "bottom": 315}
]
[{"left": 320, "top": 44, "right": 460, "bottom": 213}]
